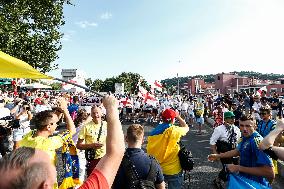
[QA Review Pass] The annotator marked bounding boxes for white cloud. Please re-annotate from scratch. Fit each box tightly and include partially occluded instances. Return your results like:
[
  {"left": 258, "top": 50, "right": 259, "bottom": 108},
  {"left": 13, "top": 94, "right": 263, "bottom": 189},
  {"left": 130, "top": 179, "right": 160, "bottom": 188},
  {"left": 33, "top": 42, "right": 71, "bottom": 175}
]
[
  {"left": 76, "top": 21, "right": 98, "bottom": 29},
  {"left": 100, "top": 12, "right": 112, "bottom": 20},
  {"left": 62, "top": 34, "right": 71, "bottom": 41}
]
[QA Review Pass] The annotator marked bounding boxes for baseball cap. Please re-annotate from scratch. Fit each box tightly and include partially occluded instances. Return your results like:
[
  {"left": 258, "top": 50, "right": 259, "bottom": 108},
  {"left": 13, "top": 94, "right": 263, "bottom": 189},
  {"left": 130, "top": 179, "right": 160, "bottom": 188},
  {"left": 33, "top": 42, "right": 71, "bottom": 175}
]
[
  {"left": 224, "top": 111, "right": 235, "bottom": 119},
  {"left": 162, "top": 109, "right": 176, "bottom": 122}
]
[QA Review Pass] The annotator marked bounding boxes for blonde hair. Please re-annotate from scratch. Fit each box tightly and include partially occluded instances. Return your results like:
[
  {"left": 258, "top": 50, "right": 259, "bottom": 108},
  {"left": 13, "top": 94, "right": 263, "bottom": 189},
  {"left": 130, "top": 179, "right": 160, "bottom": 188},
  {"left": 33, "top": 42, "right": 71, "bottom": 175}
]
[{"left": 127, "top": 124, "right": 144, "bottom": 143}]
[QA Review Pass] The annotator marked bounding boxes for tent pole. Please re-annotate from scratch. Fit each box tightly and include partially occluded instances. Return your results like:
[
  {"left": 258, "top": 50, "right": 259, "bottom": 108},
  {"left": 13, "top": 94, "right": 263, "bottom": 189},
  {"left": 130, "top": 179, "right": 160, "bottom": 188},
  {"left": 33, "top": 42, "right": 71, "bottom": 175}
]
[{"left": 54, "top": 78, "right": 104, "bottom": 97}]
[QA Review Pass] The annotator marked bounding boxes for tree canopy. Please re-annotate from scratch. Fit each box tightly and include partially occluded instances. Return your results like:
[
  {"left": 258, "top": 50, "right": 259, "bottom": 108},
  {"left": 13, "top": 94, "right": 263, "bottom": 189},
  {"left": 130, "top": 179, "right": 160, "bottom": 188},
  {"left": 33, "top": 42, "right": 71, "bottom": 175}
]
[
  {"left": 85, "top": 72, "right": 149, "bottom": 94},
  {"left": 0, "top": 0, "right": 72, "bottom": 73}
]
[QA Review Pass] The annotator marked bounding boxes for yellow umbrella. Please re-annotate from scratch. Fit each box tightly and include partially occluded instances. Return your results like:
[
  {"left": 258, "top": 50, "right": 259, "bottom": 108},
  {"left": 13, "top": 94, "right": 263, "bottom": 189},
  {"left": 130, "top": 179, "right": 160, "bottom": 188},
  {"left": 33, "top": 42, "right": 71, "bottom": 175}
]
[
  {"left": 0, "top": 50, "right": 52, "bottom": 79},
  {"left": 0, "top": 50, "right": 103, "bottom": 96}
]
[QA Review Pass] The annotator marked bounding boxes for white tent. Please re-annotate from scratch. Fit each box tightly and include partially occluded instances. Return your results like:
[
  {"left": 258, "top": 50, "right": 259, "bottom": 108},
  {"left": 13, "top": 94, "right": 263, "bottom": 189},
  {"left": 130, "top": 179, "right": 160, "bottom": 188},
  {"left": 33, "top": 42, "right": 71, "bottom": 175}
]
[{"left": 20, "top": 83, "right": 52, "bottom": 89}]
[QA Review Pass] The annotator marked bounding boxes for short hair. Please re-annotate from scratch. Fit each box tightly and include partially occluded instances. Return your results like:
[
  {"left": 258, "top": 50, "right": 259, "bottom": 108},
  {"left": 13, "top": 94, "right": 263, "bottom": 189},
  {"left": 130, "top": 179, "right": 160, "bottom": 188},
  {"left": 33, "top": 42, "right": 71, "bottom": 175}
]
[
  {"left": 126, "top": 124, "right": 144, "bottom": 143},
  {"left": 0, "top": 147, "right": 35, "bottom": 171},
  {"left": 73, "top": 96, "right": 79, "bottom": 103},
  {"left": 11, "top": 162, "right": 50, "bottom": 189},
  {"left": 74, "top": 109, "right": 89, "bottom": 127},
  {"left": 51, "top": 107, "right": 64, "bottom": 114},
  {"left": 259, "top": 106, "right": 272, "bottom": 114},
  {"left": 239, "top": 114, "right": 256, "bottom": 126},
  {"left": 33, "top": 110, "right": 55, "bottom": 131},
  {"left": 0, "top": 147, "right": 36, "bottom": 189}
]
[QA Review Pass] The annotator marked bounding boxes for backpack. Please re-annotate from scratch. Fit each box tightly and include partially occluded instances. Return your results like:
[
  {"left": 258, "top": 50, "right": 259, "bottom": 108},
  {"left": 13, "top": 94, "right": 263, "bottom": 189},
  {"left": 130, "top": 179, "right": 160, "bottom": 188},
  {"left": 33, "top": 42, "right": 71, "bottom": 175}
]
[
  {"left": 178, "top": 142, "right": 194, "bottom": 171},
  {"left": 122, "top": 153, "right": 157, "bottom": 189}
]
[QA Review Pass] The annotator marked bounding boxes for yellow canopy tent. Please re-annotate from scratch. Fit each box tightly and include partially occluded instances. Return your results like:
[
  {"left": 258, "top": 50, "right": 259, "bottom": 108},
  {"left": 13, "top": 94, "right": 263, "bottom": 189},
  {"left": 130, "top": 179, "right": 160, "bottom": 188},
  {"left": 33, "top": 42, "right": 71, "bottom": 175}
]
[
  {"left": 0, "top": 51, "right": 52, "bottom": 79},
  {"left": 0, "top": 50, "right": 103, "bottom": 96}
]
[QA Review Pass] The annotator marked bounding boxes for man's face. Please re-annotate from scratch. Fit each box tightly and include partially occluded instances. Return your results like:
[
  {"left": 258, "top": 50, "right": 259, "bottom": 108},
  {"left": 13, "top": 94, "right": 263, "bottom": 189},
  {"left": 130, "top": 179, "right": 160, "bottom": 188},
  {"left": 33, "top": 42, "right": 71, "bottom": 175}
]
[
  {"left": 260, "top": 111, "right": 270, "bottom": 120},
  {"left": 225, "top": 117, "right": 235, "bottom": 125},
  {"left": 46, "top": 114, "right": 59, "bottom": 134},
  {"left": 239, "top": 120, "right": 255, "bottom": 138},
  {"left": 91, "top": 107, "right": 102, "bottom": 120}
]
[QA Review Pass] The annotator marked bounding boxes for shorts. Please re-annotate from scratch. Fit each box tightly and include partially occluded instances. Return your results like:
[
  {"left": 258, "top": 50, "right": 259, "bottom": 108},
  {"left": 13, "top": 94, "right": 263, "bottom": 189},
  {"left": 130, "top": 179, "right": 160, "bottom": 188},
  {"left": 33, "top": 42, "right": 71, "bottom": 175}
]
[
  {"left": 126, "top": 107, "right": 133, "bottom": 114},
  {"left": 144, "top": 109, "right": 152, "bottom": 114},
  {"left": 134, "top": 109, "right": 141, "bottom": 114},
  {"left": 152, "top": 108, "right": 158, "bottom": 114},
  {"left": 188, "top": 112, "right": 195, "bottom": 118},
  {"left": 196, "top": 117, "right": 204, "bottom": 124}
]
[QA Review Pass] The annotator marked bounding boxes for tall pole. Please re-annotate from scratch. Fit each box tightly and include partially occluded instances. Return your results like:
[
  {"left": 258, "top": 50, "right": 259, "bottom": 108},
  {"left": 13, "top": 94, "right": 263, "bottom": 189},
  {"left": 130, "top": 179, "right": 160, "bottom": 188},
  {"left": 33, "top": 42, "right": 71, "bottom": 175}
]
[
  {"left": 177, "top": 60, "right": 181, "bottom": 95},
  {"left": 177, "top": 73, "right": 179, "bottom": 95}
]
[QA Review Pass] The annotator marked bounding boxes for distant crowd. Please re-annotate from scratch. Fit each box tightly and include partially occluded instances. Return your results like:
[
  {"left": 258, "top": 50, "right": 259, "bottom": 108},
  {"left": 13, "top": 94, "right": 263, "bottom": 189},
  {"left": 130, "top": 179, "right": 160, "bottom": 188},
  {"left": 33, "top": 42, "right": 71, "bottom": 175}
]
[{"left": 0, "top": 88, "right": 284, "bottom": 189}]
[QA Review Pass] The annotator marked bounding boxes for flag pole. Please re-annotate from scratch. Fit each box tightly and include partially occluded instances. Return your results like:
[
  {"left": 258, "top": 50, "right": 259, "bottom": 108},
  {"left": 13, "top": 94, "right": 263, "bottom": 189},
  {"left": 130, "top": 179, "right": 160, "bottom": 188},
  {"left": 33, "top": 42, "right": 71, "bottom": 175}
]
[{"left": 54, "top": 78, "right": 104, "bottom": 97}]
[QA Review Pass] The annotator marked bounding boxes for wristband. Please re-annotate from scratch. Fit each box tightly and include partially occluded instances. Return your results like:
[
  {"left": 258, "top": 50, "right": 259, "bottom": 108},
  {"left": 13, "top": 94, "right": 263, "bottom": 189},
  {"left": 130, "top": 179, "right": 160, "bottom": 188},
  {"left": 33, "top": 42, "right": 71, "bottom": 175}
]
[{"left": 263, "top": 146, "right": 278, "bottom": 160}]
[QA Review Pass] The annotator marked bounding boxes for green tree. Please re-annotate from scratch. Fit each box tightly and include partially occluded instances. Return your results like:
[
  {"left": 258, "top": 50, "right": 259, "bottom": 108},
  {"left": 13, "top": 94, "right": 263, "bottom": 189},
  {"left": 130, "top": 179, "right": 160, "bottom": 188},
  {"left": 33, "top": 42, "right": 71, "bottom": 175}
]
[
  {"left": 50, "top": 82, "right": 61, "bottom": 90},
  {"left": 91, "top": 79, "right": 103, "bottom": 91},
  {"left": 0, "top": 0, "right": 72, "bottom": 73},
  {"left": 85, "top": 78, "right": 93, "bottom": 88},
  {"left": 115, "top": 72, "right": 145, "bottom": 94},
  {"left": 101, "top": 77, "right": 116, "bottom": 93}
]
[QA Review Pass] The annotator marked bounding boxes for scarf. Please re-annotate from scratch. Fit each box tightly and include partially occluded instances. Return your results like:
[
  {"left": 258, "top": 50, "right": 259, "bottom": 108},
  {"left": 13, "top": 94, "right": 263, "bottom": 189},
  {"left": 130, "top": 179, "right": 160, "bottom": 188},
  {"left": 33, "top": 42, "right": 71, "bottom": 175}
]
[{"left": 59, "top": 130, "right": 81, "bottom": 189}]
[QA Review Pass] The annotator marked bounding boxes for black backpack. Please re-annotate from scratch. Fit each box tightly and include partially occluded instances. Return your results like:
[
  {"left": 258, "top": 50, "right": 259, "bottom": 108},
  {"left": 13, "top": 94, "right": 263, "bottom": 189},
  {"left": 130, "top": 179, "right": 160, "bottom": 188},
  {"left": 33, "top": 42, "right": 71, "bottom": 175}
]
[{"left": 122, "top": 153, "right": 157, "bottom": 189}]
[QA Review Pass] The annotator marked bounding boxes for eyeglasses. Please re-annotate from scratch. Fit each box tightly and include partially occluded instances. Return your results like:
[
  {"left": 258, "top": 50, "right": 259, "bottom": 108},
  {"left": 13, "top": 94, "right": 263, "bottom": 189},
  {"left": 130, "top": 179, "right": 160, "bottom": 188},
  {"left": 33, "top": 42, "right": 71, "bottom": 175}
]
[{"left": 260, "top": 113, "right": 267, "bottom": 116}]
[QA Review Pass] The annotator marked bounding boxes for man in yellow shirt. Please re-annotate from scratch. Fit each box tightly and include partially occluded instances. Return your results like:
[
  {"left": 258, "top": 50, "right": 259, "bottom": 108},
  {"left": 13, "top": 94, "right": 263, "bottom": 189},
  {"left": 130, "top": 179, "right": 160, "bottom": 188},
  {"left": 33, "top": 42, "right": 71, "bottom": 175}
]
[
  {"left": 19, "top": 98, "right": 76, "bottom": 189},
  {"left": 147, "top": 109, "right": 189, "bottom": 189},
  {"left": 19, "top": 97, "right": 76, "bottom": 164},
  {"left": 77, "top": 106, "right": 107, "bottom": 177}
]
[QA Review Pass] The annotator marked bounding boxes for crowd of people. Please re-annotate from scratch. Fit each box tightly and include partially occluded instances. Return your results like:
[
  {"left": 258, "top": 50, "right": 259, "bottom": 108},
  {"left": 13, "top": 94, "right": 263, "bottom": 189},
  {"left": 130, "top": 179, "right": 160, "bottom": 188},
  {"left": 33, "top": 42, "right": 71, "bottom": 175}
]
[{"left": 0, "top": 88, "right": 284, "bottom": 189}]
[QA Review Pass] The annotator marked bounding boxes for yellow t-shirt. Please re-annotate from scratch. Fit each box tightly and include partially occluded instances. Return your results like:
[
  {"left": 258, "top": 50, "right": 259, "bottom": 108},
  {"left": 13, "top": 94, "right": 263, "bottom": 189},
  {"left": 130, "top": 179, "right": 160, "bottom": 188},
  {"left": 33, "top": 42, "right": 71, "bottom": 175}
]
[
  {"left": 78, "top": 120, "right": 107, "bottom": 159},
  {"left": 147, "top": 125, "right": 189, "bottom": 175},
  {"left": 19, "top": 130, "right": 65, "bottom": 165}
]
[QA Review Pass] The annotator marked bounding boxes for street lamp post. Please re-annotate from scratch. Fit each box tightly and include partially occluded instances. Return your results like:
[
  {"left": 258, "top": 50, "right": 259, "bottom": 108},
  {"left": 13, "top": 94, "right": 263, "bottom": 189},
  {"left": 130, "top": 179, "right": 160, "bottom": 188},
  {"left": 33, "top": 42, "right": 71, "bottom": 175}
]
[
  {"left": 177, "top": 73, "right": 179, "bottom": 95},
  {"left": 177, "top": 60, "right": 181, "bottom": 95}
]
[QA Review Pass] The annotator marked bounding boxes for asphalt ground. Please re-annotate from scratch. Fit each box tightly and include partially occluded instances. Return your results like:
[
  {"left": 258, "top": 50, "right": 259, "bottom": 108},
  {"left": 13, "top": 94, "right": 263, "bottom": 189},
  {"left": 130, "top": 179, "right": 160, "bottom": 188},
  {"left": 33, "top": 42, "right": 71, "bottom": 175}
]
[
  {"left": 128, "top": 119, "right": 284, "bottom": 189},
  {"left": 56, "top": 120, "right": 284, "bottom": 188}
]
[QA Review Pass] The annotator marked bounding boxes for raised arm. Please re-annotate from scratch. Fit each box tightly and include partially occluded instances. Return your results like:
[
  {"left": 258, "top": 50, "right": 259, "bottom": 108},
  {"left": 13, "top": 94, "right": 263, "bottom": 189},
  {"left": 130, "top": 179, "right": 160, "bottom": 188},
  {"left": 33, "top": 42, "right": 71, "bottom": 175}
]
[
  {"left": 57, "top": 97, "right": 76, "bottom": 135},
  {"left": 176, "top": 112, "right": 188, "bottom": 128},
  {"left": 259, "top": 119, "right": 284, "bottom": 161}
]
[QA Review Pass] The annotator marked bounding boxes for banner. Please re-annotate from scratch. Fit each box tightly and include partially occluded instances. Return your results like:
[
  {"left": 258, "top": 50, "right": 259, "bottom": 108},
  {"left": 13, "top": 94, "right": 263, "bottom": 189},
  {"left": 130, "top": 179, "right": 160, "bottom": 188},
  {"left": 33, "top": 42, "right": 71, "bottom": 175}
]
[
  {"left": 81, "top": 96, "right": 102, "bottom": 106},
  {"left": 228, "top": 174, "right": 271, "bottom": 189}
]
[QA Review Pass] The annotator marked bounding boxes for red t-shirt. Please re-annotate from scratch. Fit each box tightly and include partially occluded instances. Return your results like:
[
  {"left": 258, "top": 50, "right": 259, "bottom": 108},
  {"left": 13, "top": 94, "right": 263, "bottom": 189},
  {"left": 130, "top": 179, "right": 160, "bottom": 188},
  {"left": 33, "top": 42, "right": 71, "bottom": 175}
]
[
  {"left": 34, "top": 97, "right": 42, "bottom": 105},
  {"left": 79, "top": 169, "right": 109, "bottom": 189}
]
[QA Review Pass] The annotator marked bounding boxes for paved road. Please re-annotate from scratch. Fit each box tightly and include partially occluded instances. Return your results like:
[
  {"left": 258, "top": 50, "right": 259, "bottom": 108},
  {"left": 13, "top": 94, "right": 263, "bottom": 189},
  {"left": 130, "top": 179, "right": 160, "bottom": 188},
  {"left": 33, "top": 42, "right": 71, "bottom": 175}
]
[{"left": 123, "top": 120, "right": 284, "bottom": 189}]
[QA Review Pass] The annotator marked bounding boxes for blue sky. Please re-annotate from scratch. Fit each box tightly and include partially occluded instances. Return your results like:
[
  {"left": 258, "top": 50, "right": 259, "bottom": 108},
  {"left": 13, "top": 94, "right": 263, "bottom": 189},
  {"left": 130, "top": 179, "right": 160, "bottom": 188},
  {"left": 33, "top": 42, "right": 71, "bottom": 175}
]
[{"left": 49, "top": 0, "right": 284, "bottom": 83}]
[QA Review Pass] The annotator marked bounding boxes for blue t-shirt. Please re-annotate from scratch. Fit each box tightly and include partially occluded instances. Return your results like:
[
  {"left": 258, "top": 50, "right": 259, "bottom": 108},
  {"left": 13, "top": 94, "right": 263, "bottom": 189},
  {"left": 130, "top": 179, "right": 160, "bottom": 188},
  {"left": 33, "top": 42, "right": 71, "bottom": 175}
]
[
  {"left": 257, "top": 119, "right": 276, "bottom": 137},
  {"left": 236, "top": 132, "right": 272, "bottom": 186},
  {"left": 67, "top": 103, "right": 79, "bottom": 115}
]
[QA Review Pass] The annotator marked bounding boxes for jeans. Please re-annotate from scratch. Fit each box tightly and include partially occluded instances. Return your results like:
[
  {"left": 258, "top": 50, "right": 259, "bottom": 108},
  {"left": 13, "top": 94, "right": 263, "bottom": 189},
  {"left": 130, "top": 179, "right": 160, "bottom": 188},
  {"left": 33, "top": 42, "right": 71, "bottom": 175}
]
[{"left": 164, "top": 172, "right": 183, "bottom": 189}]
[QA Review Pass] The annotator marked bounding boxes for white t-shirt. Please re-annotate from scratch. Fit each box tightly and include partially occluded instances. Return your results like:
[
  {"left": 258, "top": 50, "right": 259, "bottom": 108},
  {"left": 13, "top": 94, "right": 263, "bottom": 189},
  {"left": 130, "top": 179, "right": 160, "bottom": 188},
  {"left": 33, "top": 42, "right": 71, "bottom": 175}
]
[
  {"left": 181, "top": 102, "right": 189, "bottom": 111},
  {"left": 0, "top": 107, "right": 10, "bottom": 119},
  {"left": 35, "top": 104, "right": 51, "bottom": 113},
  {"left": 210, "top": 124, "right": 241, "bottom": 146}
]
